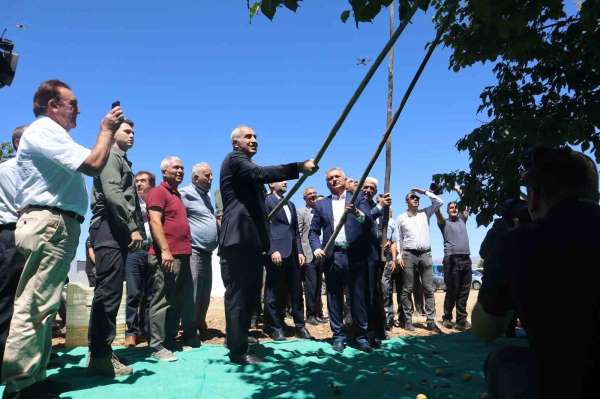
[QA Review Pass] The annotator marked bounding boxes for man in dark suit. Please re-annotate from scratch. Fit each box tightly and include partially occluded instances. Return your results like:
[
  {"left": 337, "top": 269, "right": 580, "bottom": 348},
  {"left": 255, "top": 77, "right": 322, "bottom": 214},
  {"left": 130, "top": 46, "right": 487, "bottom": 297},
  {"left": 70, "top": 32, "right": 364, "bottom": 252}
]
[
  {"left": 309, "top": 167, "right": 374, "bottom": 353},
  {"left": 362, "top": 177, "right": 392, "bottom": 346},
  {"left": 219, "top": 125, "right": 316, "bottom": 365},
  {"left": 263, "top": 181, "right": 312, "bottom": 341}
]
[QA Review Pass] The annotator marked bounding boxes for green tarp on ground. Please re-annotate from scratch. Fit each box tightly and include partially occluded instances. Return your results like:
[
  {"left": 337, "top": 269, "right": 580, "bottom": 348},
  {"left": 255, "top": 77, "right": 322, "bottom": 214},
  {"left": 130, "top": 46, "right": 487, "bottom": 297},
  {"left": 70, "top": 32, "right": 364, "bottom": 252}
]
[{"left": 1, "top": 333, "right": 521, "bottom": 398}]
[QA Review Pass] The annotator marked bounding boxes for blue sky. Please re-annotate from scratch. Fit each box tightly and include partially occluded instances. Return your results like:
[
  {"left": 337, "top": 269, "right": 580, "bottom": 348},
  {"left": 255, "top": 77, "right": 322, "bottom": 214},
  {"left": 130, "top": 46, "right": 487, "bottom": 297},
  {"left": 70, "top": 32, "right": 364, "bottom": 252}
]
[{"left": 1, "top": 1, "right": 497, "bottom": 261}]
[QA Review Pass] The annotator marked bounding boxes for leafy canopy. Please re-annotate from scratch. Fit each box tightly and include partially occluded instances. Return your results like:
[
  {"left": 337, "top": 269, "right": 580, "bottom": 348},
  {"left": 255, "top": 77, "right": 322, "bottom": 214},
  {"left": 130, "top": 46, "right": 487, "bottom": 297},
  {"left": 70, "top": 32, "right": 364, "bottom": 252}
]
[{"left": 248, "top": 0, "right": 599, "bottom": 225}]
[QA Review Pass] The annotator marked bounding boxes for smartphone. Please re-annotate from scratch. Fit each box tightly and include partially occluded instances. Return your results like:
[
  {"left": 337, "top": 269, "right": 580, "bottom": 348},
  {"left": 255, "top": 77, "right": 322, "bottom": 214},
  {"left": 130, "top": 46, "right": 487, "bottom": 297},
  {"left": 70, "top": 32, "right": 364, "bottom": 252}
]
[{"left": 111, "top": 100, "right": 120, "bottom": 109}]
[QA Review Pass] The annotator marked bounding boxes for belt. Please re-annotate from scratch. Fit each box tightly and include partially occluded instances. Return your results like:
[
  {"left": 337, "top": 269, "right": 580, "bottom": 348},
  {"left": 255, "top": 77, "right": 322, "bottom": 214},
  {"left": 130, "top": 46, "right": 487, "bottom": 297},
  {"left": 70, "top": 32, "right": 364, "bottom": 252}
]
[
  {"left": 27, "top": 205, "right": 85, "bottom": 224},
  {"left": 405, "top": 248, "right": 430, "bottom": 255},
  {"left": 0, "top": 223, "right": 16, "bottom": 231}
]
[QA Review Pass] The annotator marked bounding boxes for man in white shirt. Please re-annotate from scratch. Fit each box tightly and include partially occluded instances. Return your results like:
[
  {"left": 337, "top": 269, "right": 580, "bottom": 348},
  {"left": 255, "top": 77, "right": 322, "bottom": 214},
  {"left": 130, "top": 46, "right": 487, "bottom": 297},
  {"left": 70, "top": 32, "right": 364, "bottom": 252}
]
[
  {"left": 309, "top": 168, "right": 374, "bottom": 353},
  {"left": 0, "top": 126, "right": 26, "bottom": 378},
  {"left": 396, "top": 187, "right": 443, "bottom": 332},
  {"left": 1, "top": 80, "right": 122, "bottom": 399}
]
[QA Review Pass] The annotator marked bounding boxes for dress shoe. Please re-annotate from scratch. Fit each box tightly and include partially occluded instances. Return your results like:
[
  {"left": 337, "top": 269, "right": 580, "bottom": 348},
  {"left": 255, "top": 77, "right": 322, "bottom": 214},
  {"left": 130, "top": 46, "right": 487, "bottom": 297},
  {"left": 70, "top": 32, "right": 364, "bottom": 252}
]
[
  {"left": 442, "top": 319, "right": 454, "bottom": 329},
  {"left": 295, "top": 326, "right": 313, "bottom": 339},
  {"left": 316, "top": 315, "right": 328, "bottom": 323},
  {"left": 230, "top": 353, "right": 264, "bottom": 365},
  {"left": 356, "top": 341, "right": 373, "bottom": 353},
  {"left": 370, "top": 337, "right": 382, "bottom": 348},
  {"left": 426, "top": 321, "right": 442, "bottom": 333},
  {"left": 270, "top": 329, "right": 286, "bottom": 341},
  {"left": 403, "top": 321, "right": 415, "bottom": 331},
  {"left": 247, "top": 336, "right": 259, "bottom": 345},
  {"left": 332, "top": 340, "right": 345, "bottom": 353},
  {"left": 124, "top": 335, "right": 137, "bottom": 348},
  {"left": 454, "top": 321, "right": 471, "bottom": 331},
  {"left": 306, "top": 316, "right": 319, "bottom": 326}
]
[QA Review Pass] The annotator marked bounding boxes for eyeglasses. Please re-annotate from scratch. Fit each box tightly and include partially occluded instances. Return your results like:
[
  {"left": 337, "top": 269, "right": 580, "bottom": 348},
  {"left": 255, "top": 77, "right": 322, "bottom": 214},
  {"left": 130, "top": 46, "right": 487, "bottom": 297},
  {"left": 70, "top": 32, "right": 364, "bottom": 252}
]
[{"left": 57, "top": 98, "right": 78, "bottom": 110}]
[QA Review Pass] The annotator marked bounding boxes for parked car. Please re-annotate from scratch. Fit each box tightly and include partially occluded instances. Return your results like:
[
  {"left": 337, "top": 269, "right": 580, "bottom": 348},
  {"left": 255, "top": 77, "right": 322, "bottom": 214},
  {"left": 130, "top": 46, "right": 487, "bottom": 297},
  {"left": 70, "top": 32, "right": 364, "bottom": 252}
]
[
  {"left": 432, "top": 264, "right": 446, "bottom": 291},
  {"left": 472, "top": 270, "right": 482, "bottom": 290},
  {"left": 432, "top": 264, "right": 483, "bottom": 291}
]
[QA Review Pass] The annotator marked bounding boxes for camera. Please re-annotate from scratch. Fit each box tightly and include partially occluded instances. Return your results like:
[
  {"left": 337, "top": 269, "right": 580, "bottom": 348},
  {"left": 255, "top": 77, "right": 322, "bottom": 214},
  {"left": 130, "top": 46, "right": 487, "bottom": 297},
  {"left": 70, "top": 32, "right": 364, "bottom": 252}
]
[{"left": 0, "top": 37, "right": 19, "bottom": 88}]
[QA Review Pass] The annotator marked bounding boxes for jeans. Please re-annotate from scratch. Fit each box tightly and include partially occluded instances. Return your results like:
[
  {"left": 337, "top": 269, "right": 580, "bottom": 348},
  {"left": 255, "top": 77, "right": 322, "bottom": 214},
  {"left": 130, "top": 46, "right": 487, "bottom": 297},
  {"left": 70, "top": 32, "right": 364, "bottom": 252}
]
[
  {"left": 125, "top": 249, "right": 151, "bottom": 337},
  {"left": 400, "top": 250, "right": 435, "bottom": 323},
  {"left": 442, "top": 254, "right": 472, "bottom": 324}
]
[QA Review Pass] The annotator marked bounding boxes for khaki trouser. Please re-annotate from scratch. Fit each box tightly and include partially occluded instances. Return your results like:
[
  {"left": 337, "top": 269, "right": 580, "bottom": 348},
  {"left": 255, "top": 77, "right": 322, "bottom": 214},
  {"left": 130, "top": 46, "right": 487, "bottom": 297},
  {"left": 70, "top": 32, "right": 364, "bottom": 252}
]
[
  {"left": 148, "top": 254, "right": 190, "bottom": 350},
  {"left": 1, "top": 209, "right": 80, "bottom": 393}
]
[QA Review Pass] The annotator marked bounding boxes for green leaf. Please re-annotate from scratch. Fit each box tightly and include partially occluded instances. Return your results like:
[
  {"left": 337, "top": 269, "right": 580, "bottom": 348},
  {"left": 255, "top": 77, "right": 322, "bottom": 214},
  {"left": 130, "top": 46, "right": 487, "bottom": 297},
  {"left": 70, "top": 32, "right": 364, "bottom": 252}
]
[
  {"left": 260, "top": 0, "right": 277, "bottom": 20},
  {"left": 341, "top": 10, "right": 351, "bottom": 23}
]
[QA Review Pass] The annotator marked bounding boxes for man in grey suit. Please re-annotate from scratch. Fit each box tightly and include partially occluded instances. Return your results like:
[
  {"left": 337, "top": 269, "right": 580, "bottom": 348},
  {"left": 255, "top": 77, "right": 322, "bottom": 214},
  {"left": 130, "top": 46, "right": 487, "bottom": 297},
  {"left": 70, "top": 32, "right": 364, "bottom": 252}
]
[{"left": 297, "top": 187, "right": 326, "bottom": 326}]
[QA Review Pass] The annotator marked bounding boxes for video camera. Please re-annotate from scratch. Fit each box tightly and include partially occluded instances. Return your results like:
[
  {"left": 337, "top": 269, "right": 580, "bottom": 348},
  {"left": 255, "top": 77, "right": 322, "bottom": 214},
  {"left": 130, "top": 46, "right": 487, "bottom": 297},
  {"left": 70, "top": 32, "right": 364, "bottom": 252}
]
[{"left": 0, "top": 37, "right": 19, "bottom": 87}]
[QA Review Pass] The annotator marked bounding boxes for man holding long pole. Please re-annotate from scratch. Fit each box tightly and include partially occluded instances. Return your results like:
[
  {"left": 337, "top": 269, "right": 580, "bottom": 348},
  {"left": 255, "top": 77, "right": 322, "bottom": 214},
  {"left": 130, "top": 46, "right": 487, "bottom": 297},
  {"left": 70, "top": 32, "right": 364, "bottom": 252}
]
[{"left": 218, "top": 125, "right": 316, "bottom": 365}]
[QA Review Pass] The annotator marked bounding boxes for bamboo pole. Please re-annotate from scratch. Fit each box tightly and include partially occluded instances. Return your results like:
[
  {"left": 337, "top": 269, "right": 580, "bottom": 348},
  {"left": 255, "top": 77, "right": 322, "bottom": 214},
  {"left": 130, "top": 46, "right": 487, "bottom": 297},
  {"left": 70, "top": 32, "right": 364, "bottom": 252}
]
[
  {"left": 380, "top": 1, "right": 395, "bottom": 261},
  {"left": 267, "top": 1, "right": 421, "bottom": 220},
  {"left": 323, "top": 25, "right": 446, "bottom": 255}
]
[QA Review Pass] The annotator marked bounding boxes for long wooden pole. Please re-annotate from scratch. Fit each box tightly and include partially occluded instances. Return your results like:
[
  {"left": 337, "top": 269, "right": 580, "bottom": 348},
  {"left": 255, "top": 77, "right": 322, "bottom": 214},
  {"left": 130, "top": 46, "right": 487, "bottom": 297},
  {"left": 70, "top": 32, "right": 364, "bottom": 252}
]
[
  {"left": 323, "top": 25, "right": 446, "bottom": 254},
  {"left": 267, "top": 1, "right": 421, "bottom": 221},
  {"left": 380, "top": 1, "right": 395, "bottom": 261}
]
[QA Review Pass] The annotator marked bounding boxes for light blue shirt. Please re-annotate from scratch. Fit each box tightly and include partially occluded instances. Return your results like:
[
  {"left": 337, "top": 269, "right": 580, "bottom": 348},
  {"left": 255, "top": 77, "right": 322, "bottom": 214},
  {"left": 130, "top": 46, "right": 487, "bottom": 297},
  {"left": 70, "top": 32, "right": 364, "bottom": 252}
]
[{"left": 180, "top": 183, "right": 218, "bottom": 252}]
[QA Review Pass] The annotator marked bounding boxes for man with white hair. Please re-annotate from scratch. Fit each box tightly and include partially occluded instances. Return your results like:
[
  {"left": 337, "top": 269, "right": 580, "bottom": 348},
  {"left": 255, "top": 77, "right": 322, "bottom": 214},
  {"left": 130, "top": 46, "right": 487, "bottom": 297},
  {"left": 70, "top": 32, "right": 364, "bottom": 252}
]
[
  {"left": 146, "top": 156, "right": 192, "bottom": 362},
  {"left": 180, "top": 162, "right": 218, "bottom": 344},
  {"left": 310, "top": 167, "right": 374, "bottom": 353},
  {"left": 219, "top": 125, "right": 316, "bottom": 365}
]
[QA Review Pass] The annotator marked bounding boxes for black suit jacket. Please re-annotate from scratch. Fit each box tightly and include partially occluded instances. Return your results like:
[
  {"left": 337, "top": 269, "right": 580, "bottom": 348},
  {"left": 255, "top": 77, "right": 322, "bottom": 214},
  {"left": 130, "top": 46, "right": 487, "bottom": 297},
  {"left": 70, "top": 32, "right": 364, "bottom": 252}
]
[
  {"left": 218, "top": 150, "right": 300, "bottom": 254},
  {"left": 265, "top": 193, "right": 303, "bottom": 258}
]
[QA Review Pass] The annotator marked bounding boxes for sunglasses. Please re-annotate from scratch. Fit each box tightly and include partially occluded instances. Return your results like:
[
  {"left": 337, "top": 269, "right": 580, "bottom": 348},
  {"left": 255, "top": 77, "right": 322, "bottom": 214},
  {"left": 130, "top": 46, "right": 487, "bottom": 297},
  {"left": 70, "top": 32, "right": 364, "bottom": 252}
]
[{"left": 409, "top": 195, "right": 420, "bottom": 200}]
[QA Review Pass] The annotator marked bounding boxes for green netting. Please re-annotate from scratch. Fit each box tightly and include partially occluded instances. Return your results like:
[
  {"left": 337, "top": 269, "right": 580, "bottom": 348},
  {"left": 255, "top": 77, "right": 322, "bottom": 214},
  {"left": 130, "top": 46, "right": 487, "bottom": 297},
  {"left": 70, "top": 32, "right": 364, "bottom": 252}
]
[{"left": 1, "top": 333, "right": 519, "bottom": 399}]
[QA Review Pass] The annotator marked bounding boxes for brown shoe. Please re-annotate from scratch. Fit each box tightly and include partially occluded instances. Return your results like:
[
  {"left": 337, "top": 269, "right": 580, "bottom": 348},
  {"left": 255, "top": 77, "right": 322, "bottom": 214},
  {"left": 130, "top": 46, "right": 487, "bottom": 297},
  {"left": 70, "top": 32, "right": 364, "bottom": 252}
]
[{"left": 125, "top": 335, "right": 137, "bottom": 348}]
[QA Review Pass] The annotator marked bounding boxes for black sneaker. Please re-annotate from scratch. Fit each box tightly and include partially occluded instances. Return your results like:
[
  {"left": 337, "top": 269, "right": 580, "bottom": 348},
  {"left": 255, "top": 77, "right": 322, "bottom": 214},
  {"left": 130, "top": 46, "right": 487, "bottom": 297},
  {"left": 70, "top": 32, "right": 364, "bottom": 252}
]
[
  {"left": 442, "top": 319, "right": 454, "bottom": 329},
  {"left": 454, "top": 321, "right": 471, "bottom": 331},
  {"left": 426, "top": 321, "right": 442, "bottom": 333},
  {"left": 306, "top": 316, "right": 319, "bottom": 326}
]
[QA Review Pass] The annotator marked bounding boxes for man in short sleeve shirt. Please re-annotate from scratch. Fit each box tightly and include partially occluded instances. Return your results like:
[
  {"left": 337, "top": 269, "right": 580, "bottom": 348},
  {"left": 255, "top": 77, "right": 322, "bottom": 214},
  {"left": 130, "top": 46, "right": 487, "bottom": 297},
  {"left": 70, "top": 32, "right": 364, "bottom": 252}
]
[
  {"left": 146, "top": 156, "right": 192, "bottom": 362},
  {"left": 1, "top": 80, "right": 122, "bottom": 398}
]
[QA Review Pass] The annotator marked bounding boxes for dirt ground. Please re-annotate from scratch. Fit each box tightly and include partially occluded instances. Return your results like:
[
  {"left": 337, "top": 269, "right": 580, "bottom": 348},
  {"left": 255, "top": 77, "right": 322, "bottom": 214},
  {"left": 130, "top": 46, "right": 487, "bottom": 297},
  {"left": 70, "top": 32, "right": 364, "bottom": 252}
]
[
  {"left": 53, "top": 290, "right": 478, "bottom": 347},
  {"left": 201, "top": 290, "right": 479, "bottom": 344}
]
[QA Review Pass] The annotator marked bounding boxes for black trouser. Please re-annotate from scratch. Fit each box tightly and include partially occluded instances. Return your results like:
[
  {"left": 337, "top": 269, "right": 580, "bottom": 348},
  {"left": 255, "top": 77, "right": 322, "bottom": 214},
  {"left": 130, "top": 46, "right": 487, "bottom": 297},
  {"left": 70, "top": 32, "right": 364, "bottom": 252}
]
[
  {"left": 88, "top": 245, "right": 127, "bottom": 357},
  {"left": 220, "top": 246, "right": 264, "bottom": 359},
  {"left": 366, "top": 257, "right": 386, "bottom": 339},
  {"left": 0, "top": 227, "right": 25, "bottom": 376},
  {"left": 325, "top": 249, "right": 369, "bottom": 344},
  {"left": 400, "top": 250, "right": 435, "bottom": 323},
  {"left": 125, "top": 249, "right": 152, "bottom": 338},
  {"left": 302, "top": 262, "right": 322, "bottom": 319},
  {"left": 484, "top": 346, "right": 538, "bottom": 399},
  {"left": 442, "top": 254, "right": 472, "bottom": 324},
  {"left": 264, "top": 253, "right": 305, "bottom": 331}
]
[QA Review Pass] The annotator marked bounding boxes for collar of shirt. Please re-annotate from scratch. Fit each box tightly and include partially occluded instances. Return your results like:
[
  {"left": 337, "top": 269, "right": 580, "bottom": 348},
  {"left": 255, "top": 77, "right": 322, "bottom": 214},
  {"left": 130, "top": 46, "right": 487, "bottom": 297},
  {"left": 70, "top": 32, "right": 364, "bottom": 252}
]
[
  {"left": 193, "top": 183, "right": 210, "bottom": 197},
  {"left": 331, "top": 191, "right": 347, "bottom": 201},
  {"left": 272, "top": 192, "right": 291, "bottom": 223},
  {"left": 161, "top": 181, "right": 180, "bottom": 196}
]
